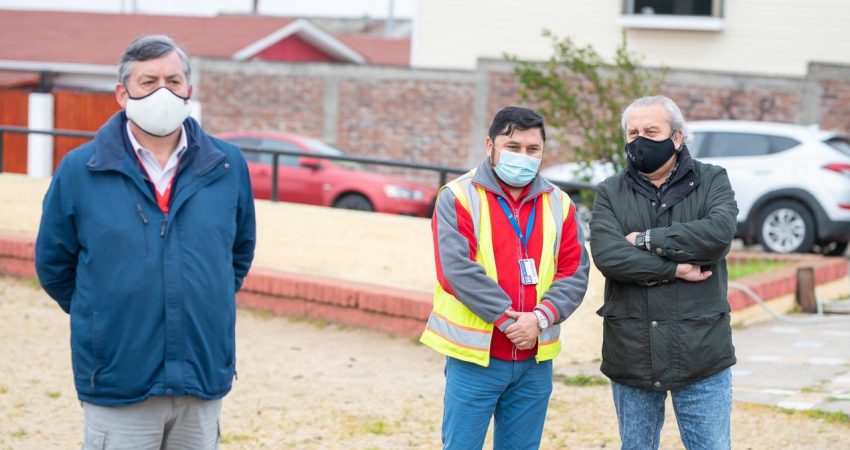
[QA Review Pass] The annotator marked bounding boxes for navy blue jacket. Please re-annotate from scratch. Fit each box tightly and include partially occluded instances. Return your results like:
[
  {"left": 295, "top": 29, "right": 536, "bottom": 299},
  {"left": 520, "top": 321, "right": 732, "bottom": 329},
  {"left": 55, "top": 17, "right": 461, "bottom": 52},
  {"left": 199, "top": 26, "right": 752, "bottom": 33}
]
[{"left": 35, "top": 111, "right": 256, "bottom": 406}]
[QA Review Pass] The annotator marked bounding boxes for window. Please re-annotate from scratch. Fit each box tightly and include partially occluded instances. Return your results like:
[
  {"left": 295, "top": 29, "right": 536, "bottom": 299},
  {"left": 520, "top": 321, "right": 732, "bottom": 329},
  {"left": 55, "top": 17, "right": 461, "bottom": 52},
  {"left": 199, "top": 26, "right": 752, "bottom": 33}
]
[
  {"left": 261, "top": 139, "right": 302, "bottom": 167},
  {"left": 225, "top": 138, "right": 273, "bottom": 164},
  {"left": 769, "top": 136, "right": 800, "bottom": 154},
  {"left": 628, "top": 0, "right": 716, "bottom": 16},
  {"left": 699, "top": 132, "right": 800, "bottom": 158},
  {"left": 688, "top": 132, "right": 708, "bottom": 157},
  {"left": 620, "top": 0, "right": 725, "bottom": 31},
  {"left": 825, "top": 138, "right": 850, "bottom": 157}
]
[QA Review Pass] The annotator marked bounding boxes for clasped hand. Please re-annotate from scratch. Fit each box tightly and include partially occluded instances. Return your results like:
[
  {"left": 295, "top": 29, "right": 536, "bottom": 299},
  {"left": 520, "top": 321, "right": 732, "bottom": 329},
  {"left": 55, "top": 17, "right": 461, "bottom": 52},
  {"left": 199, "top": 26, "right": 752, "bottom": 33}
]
[{"left": 504, "top": 310, "right": 539, "bottom": 350}]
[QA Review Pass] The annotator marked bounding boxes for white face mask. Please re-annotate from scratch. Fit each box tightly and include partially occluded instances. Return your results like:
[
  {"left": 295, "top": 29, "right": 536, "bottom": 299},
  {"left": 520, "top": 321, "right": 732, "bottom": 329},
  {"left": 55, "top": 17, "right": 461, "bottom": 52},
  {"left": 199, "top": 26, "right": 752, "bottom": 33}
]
[{"left": 125, "top": 87, "right": 191, "bottom": 137}]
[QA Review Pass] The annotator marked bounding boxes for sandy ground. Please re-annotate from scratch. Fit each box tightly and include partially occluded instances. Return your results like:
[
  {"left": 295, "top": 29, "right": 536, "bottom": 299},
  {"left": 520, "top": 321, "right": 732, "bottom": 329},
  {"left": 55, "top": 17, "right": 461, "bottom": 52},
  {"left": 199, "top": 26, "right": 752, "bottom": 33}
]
[
  {"left": 2, "top": 173, "right": 849, "bottom": 448},
  {"left": 2, "top": 277, "right": 849, "bottom": 449}
]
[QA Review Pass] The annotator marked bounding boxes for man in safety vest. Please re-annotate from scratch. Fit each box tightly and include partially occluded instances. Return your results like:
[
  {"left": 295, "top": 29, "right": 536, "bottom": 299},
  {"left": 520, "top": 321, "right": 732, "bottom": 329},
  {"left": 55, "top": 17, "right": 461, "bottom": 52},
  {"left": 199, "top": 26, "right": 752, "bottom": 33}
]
[{"left": 421, "top": 106, "right": 590, "bottom": 449}]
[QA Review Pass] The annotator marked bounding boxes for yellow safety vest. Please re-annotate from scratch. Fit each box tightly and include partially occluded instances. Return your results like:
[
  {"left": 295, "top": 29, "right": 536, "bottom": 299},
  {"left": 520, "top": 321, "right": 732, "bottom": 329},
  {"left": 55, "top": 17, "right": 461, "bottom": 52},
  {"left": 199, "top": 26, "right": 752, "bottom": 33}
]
[{"left": 420, "top": 169, "right": 573, "bottom": 367}]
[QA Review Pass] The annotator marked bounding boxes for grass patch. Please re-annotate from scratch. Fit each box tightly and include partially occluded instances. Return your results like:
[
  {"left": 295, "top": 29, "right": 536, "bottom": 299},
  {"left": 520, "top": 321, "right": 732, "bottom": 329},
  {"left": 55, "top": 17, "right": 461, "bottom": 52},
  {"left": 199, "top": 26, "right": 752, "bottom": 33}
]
[
  {"left": 560, "top": 374, "right": 609, "bottom": 387},
  {"left": 367, "top": 420, "right": 389, "bottom": 435},
  {"left": 727, "top": 260, "right": 789, "bottom": 280},
  {"left": 11, "top": 428, "right": 27, "bottom": 438},
  {"left": 337, "top": 413, "right": 395, "bottom": 438},
  {"left": 220, "top": 433, "right": 254, "bottom": 444},
  {"left": 0, "top": 385, "right": 8, "bottom": 394},
  {"left": 45, "top": 390, "right": 61, "bottom": 399},
  {"left": 802, "top": 409, "right": 850, "bottom": 424},
  {"left": 742, "top": 402, "right": 850, "bottom": 425}
]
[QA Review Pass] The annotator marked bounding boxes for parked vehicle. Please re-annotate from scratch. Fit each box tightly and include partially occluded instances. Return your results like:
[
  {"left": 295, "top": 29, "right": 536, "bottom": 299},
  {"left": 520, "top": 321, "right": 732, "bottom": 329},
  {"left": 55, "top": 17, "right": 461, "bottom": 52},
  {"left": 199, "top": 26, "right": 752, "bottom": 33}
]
[
  {"left": 542, "top": 121, "right": 850, "bottom": 255},
  {"left": 217, "top": 131, "right": 437, "bottom": 217}
]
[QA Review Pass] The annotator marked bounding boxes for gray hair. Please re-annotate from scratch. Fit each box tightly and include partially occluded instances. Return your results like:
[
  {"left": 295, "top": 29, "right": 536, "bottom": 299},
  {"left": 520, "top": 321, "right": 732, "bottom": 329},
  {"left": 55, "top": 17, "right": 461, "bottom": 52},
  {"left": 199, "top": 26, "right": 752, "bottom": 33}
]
[
  {"left": 118, "top": 35, "right": 191, "bottom": 85},
  {"left": 621, "top": 95, "right": 686, "bottom": 139}
]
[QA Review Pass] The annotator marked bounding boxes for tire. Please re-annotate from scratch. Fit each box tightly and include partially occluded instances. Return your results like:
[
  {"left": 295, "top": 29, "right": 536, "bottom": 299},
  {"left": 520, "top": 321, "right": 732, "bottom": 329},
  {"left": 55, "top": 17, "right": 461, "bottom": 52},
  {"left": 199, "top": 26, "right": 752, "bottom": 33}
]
[
  {"left": 332, "top": 193, "right": 374, "bottom": 212},
  {"left": 756, "top": 200, "right": 815, "bottom": 254},
  {"left": 822, "top": 241, "right": 849, "bottom": 257}
]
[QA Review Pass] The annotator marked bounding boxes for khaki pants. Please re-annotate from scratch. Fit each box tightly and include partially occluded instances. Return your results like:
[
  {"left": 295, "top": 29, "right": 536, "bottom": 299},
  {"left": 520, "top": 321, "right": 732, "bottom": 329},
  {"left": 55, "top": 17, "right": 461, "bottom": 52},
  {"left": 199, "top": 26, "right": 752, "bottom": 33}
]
[{"left": 82, "top": 397, "right": 222, "bottom": 450}]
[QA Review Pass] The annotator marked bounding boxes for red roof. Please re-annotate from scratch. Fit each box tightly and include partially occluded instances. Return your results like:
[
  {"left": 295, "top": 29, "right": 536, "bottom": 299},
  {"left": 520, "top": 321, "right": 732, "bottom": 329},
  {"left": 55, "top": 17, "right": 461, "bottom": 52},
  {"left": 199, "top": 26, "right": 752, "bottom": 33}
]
[
  {"left": 338, "top": 35, "right": 410, "bottom": 67},
  {"left": 0, "top": 10, "right": 409, "bottom": 67}
]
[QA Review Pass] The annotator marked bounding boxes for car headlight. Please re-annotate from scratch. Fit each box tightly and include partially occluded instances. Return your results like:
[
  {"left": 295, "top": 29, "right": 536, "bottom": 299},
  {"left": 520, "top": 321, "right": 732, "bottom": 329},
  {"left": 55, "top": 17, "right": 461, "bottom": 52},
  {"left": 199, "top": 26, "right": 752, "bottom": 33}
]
[{"left": 384, "top": 185, "right": 425, "bottom": 201}]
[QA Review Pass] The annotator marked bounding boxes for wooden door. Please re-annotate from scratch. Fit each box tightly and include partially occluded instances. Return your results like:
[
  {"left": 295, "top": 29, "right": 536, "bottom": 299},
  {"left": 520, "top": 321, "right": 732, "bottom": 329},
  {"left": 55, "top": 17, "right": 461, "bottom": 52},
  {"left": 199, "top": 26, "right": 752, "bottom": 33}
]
[
  {"left": 53, "top": 90, "right": 121, "bottom": 170},
  {"left": 0, "top": 89, "right": 30, "bottom": 173}
]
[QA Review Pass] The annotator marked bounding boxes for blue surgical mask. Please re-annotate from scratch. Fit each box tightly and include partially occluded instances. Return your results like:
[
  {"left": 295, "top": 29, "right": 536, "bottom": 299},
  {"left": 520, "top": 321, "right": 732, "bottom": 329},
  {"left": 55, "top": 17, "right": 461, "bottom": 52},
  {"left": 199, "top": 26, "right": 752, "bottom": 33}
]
[{"left": 492, "top": 148, "right": 541, "bottom": 187}]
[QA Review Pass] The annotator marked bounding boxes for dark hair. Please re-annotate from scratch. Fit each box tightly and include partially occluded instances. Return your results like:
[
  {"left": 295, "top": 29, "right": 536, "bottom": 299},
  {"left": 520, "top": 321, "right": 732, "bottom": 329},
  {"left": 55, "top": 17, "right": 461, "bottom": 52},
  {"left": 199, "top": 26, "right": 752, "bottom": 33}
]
[
  {"left": 118, "top": 35, "right": 191, "bottom": 85},
  {"left": 488, "top": 106, "right": 546, "bottom": 143}
]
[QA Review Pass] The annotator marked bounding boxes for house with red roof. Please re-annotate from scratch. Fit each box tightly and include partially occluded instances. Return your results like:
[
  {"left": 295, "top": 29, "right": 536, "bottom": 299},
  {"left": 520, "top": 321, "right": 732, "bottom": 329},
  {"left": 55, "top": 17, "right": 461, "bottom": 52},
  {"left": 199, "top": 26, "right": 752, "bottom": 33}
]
[
  {"left": 0, "top": 9, "right": 410, "bottom": 89},
  {"left": 0, "top": 9, "right": 410, "bottom": 175}
]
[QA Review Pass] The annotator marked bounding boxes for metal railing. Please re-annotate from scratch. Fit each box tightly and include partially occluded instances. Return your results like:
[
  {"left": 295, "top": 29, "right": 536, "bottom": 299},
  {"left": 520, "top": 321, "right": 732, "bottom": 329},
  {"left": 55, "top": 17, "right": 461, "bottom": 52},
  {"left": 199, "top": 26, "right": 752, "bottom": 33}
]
[
  {"left": 0, "top": 125, "right": 96, "bottom": 173},
  {"left": 0, "top": 125, "right": 596, "bottom": 203},
  {"left": 237, "top": 145, "right": 469, "bottom": 202}
]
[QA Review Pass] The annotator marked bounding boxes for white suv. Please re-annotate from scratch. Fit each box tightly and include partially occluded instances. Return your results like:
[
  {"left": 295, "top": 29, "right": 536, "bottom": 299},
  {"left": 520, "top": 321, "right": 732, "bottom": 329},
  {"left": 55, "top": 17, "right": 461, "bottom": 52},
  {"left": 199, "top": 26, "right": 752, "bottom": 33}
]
[{"left": 542, "top": 121, "right": 850, "bottom": 255}]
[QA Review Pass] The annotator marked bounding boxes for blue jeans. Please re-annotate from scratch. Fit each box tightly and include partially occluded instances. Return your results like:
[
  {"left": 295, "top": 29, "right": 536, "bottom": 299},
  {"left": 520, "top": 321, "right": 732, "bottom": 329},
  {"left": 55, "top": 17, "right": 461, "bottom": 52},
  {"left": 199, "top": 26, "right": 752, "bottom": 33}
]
[
  {"left": 611, "top": 368, "right": 732, "bottom": 450},
  {"left": 442, "top": 357, "right": 553, "bottom": 450}
]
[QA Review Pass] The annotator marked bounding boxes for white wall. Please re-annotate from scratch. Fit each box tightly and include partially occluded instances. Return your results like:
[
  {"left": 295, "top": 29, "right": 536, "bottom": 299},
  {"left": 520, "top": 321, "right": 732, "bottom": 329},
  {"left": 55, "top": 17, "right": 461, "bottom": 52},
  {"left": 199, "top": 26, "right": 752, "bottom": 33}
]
[{"left": 413, "top": 0, "right": 850, "bottom": 76}]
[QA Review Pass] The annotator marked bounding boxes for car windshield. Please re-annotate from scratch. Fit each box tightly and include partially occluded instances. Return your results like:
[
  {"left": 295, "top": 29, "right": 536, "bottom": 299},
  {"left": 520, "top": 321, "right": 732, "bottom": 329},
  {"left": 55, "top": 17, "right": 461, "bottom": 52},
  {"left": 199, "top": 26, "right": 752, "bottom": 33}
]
[
  {"left": 302, "top": 138, "right": 364, "bottom": 170},
  {"left": 825, "top": 138, "right": 850, "bottom": 157}
]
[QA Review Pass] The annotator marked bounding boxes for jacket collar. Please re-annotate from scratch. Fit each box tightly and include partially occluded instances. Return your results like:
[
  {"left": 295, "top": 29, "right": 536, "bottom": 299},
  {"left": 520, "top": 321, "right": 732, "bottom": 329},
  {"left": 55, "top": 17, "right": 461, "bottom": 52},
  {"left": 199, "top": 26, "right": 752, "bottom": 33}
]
[
  {"left": 86, "top": 110, "right": 224, "bottom": 177},
  {"left": 625, "top": 145, "right": 701, "bottom": 214},
  {"left": 626, "top": 145, "right": 696, "bottom": 185},
  {"left": 471, "top": 157, "right": 554, "bottom": 202}
]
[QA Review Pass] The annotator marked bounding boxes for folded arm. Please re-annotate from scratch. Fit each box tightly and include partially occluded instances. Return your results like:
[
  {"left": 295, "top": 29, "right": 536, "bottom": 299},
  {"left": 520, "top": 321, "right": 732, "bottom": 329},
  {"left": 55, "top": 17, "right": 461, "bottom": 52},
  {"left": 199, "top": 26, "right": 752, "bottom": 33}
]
[{"left": 433, "top": 188, "right": 515, "bottom": 332}]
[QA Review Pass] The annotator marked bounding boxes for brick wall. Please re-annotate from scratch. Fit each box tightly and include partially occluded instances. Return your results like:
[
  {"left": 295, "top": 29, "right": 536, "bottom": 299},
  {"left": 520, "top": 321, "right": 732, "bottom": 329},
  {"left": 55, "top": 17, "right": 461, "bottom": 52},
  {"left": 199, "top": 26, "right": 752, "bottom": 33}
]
[
  {"left": 337, "top": 78, "right": 475, "bottom": 169},
  {"left": 198, "top": 59, "right": 850, "bottom": 173},
  {"left": 820, "top": 79, "right": 850, "bottom": 131},
  {"left": 200, "top": 70, "right": 326, "bottom": 138}
]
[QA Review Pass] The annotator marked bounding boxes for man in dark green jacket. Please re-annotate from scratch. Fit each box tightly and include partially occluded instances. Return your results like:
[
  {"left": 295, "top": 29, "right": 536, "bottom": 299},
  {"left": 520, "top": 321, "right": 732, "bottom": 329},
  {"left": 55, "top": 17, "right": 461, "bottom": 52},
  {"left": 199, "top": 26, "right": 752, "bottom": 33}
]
[{"left": 590, "top": 95, "right": 738, "bottom": 449}]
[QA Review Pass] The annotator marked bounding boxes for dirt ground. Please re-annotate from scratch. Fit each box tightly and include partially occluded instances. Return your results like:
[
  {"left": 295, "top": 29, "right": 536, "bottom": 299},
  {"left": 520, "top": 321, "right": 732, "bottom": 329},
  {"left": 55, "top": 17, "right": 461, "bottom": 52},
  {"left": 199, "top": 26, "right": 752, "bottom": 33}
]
[
  {"left": 2, "top": 278, "right": 849, "bottom": 449},
  {"left": 1, "top": 173, "right": 849, "bottom": 448}
]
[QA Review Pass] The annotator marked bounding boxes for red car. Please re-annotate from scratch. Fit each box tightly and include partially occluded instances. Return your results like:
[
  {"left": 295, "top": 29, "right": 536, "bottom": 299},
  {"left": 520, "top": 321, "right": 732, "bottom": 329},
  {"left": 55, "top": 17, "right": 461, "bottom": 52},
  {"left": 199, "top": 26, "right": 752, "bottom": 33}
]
[{"left": 216, "top": 131, "right": 437, "bottom": 217}]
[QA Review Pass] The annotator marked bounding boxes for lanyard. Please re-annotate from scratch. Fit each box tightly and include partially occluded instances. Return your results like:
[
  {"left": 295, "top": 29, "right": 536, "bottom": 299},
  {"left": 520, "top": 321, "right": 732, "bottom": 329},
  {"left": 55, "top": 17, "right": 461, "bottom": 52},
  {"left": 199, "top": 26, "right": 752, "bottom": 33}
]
[{"left": 496, "top": 196, "right": 537, "bottom": 255}]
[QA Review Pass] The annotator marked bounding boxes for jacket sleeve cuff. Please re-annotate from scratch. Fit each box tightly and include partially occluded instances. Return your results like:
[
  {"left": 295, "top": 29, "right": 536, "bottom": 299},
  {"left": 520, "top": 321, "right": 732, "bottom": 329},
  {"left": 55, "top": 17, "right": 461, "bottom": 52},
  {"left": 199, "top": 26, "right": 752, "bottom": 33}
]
[
  {"left": 534, "top": 301, "right": 558, "bottom": 324},
  {"left": 494, "top": 313, "right": 515, "bottom": 332}
]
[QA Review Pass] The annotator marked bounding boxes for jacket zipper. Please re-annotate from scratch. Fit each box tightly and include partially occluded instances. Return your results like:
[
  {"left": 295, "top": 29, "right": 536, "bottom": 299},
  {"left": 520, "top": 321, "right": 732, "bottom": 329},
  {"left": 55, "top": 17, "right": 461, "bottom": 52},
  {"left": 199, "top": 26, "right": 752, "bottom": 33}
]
[
  {"left": 508, "top": 196, "right": 536, "bottom": 360},
  {"left": 137, "top": 203, "right": 149, "bottom": 256},
  {"left": 160, "top": 214, "right": 168, "bottom": 237}
]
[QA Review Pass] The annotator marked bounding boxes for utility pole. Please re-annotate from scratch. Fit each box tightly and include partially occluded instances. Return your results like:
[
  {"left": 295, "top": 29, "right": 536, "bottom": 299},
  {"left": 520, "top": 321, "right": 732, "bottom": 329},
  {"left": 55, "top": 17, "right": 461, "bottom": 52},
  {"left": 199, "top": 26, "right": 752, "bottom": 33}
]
[
  {"left": 385, "top": 0, "right": 395, "bottom": 37},
  {"left": 251, "top": 0, "right": 260, "bottom": 15}
]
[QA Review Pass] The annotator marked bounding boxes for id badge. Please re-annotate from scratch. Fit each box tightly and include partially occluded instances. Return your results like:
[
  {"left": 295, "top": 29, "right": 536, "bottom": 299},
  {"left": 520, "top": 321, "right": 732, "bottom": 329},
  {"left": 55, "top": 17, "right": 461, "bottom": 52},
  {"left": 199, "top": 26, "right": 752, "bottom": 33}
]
[{"left": 519, "top": 258, "right": 539, "bottom": 285}]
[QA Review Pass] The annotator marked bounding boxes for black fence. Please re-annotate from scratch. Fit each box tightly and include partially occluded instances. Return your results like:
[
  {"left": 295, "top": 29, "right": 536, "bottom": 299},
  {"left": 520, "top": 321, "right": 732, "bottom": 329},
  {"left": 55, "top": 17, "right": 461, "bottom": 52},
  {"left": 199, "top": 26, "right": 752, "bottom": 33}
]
[{"left": 0, "top": 125, "right": 595, "bottom": 204}]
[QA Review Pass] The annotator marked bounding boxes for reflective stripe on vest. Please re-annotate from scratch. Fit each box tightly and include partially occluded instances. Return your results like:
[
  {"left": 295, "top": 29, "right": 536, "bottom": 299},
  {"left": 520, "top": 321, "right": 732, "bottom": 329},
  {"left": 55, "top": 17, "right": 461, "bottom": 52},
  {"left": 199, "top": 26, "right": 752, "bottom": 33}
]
[{"left": 420, "top": 168, "right": 572, "bottom": 366}]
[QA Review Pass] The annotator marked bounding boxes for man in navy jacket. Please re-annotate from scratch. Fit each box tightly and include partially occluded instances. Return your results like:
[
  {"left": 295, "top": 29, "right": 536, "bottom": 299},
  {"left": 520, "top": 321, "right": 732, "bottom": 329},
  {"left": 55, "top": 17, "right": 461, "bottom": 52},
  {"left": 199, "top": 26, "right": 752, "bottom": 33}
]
[{"left": 35, "top": 35, "right": 256, "bottom": 448}]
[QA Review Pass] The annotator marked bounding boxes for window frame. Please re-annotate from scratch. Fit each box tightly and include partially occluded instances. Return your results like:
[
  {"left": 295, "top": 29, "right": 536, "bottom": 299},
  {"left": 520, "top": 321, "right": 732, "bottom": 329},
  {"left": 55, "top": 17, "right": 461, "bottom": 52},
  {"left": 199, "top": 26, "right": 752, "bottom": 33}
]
[{"left": 619, "top": 0, "right": 726, "bottom": 31}]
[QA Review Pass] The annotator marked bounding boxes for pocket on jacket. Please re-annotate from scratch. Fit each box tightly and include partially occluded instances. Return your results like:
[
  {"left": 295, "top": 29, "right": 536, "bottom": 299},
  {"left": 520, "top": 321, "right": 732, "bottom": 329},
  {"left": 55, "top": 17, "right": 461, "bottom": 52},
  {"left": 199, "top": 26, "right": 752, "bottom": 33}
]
[
  {"left": 601, "top": 316, "right": 651, "bottom": 380},
  {"left": 83, "top": 426, "right": 107, "bottom": 450},
  {"left": 676, "top": 312, "right": 733, "bottom": 377}
]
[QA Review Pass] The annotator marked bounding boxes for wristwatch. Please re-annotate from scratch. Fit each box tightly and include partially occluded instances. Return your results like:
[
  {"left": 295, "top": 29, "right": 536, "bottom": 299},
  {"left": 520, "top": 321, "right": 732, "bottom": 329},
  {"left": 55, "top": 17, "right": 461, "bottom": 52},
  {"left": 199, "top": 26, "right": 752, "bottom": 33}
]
[
  {"left": 533, "top": 310, "right": 549, "bottom": 330},
  {"left": 634, "top": 232, "right": 646, "bottom": 249}
]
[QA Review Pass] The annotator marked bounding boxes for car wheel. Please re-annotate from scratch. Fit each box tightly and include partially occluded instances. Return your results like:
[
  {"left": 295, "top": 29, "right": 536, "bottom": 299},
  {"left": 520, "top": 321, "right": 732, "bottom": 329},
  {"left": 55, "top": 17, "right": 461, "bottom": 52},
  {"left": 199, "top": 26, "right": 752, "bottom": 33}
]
[
  {"left": 757, "top": 200, "right": 815, "bottom": 253},
  {"left": 333, "top": 193, "right": 374, "bottom": 212}
]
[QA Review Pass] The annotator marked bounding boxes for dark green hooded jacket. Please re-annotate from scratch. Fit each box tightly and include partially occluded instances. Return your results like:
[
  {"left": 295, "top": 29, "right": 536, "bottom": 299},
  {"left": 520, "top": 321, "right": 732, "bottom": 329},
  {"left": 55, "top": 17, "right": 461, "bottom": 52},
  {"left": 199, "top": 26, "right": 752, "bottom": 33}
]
[{"left": 590, "top": 147, "right": 738, "bottom": 390}]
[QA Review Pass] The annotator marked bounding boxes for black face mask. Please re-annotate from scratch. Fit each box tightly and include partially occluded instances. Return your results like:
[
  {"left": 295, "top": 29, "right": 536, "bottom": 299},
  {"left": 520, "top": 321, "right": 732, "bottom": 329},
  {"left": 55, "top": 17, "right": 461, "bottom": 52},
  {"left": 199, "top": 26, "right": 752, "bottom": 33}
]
[{"left": 625, "top": 135, "right": 677, "bottom": 174}]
